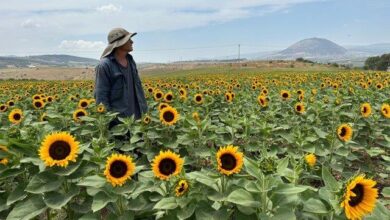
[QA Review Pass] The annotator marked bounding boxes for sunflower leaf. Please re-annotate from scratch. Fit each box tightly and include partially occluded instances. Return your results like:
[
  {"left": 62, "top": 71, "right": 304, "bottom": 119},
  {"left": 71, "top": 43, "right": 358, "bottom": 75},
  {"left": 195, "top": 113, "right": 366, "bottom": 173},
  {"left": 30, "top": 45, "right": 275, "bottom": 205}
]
[
  {"left": 226, "top": 189, "right": 261, "bottom": 208},
  {"left": 153, "top": 197, "right": 178, "bottom": 210},
  {"left": 321, "top": 166, "right": 340, "bottom": 192},
  {"left": 25, "top": 172, "right": 63, "bottom": 194},
  {"left": 6, "top": 195, "right": 47, "bottom": 220}
]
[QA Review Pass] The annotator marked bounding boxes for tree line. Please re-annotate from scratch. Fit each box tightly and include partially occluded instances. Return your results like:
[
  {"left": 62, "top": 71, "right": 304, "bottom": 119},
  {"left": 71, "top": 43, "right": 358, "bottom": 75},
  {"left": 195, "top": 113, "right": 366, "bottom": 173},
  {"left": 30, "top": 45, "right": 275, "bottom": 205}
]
[{"left": 364, "top": 53, "right": 390, "bottom": 71}]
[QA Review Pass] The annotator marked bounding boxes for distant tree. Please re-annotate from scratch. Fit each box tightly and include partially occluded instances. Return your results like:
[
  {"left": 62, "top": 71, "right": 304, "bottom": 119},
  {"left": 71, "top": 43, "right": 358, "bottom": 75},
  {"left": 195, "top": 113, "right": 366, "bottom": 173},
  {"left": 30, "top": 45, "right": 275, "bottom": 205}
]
[{"left": 364, "top": 53, "right": 390, "bottom": 70}]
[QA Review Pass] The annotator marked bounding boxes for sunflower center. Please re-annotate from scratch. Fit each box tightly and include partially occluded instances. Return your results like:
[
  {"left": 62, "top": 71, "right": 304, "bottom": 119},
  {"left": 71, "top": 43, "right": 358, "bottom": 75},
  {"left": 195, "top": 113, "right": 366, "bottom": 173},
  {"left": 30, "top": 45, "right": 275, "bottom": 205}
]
[
  {"left": 49, "top": 141, "right": 71, "bottom": 160},
  {"left": 35, "top": 102, "right": 42, "bottom": 108},
  {"left": 282, "top": 93, "right": 288, "bottom": 98},
  {"left": 76, "top": 111, "right": 85, "bottom": 117},
  {"left": 0, "top": 106, "right": 5, "bottom": 110},
  {"left": 163, "top": 111, "right": 175, "bottom": 122},
  {"left": 158, "top": 158, "right": 176, "bottom": 176},
  {"left": 340, "top": 127, "right": 347, "bottom": 137},
  {"left": 220, "top": 153, "right": 237, "bottom": 171},
  {"left": 363, "top": 107, "right": 367, "bottom": 113},
  {"left": 157, "top": 93, "right": 162, "bottom": 98},
  {"left": 81, "top": 102, "right": 88, "bottom": 107},
  {"left": 109, "top": 160, "right": 128, "bottom": 178},
  {"left": 196, "top": 96, "right": 202, "bottom": 102},
  {"left": 349, "top": 184, "right": 364, "bottom": 207},
  {"left": 13, "top": 113, "right": 21, "bottom": 120},
  {"left": 297, "top": 105, "right": 302, "bottom": 111},
  {"left": 166, "top": 95, "right": 172, "bottom": 100}
]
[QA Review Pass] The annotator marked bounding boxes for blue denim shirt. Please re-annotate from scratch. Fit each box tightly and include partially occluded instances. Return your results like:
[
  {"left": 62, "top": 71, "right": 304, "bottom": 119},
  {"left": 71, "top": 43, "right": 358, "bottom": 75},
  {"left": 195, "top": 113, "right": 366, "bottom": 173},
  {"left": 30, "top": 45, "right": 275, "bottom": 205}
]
[{"left": 94, "top": 53, "right": 148, "bottom": 119}]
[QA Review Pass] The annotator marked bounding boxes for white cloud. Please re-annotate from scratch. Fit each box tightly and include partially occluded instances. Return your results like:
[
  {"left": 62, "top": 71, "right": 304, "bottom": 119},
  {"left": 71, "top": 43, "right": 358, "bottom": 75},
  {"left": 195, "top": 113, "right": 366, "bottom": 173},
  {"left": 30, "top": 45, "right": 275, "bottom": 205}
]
[
  {"left": 59, "top": 40, "right": 106, "bottom": 51},
  {"left": 21, "top": 19, "right": 41, "bottom": 28},
  {"left": 96, "top": 4, "right": 122, "bottom": 13}
]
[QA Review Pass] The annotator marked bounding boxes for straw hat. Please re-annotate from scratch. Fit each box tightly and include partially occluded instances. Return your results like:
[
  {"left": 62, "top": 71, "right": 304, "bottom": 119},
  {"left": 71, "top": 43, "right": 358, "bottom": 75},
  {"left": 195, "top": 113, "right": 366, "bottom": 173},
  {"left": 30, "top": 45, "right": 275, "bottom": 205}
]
[{"left": 101, "top": 27, "right": 137, "bottom": 58}]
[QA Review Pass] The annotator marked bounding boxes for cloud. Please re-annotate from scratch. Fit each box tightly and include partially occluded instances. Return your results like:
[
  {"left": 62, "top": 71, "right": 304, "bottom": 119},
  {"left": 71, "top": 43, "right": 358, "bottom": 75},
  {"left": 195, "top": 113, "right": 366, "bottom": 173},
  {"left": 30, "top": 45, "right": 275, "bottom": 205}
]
[
  {"left": 21, "top": 19, "right": 41, "bottom": 28},
  {"left": 96, "top": 4, "right": 122, "bottom": 13},
  {"left": 59, "top": 40, "right": 106, "bottom": 51}
]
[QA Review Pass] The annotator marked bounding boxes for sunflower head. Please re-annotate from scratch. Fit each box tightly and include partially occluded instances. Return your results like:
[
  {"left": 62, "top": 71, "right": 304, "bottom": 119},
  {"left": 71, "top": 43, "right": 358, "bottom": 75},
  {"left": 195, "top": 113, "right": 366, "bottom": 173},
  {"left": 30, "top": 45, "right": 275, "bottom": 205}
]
[
  {"left": 159, "top": 106, "right": 179, "bottom": 126},
  {"left": 295, "top": 102, "right": 305, "bottom": 114},
  {"left": 225, "top": 92, "right": 233, "bottom": 103},
  {"left": 341, "top": 174, "right": 378, "bottom": 220},
  {"left": 337, "top": 124, "right": 353, "bottom": 142},
  {"left": 73, "top": 108, "right": 88, "bottom": 122},
  {"left": 152, "top": 150, "right": 184, "bottom": 180},
  {"left": 164, "top": 92, "right": 174, "bottom": 102},
  {"left": 158, "top": 103, "right": 170, "bottom": 111},
  {"left": 143, "top": 115, "right": 151, "bottom": 125},
  {"left": 39, "top": 132, "right": 79, "bottom": 167},
  {"left": 8, "top": 108, "right": 23, "bottom": 124},
  {"left": 257, "top": 95, "right": 268, "bottom": 107},
  {"left": 216, "top": 145, "right": 244, "bottom": 176},
  {"left": 0, "top": 104, "right": 8, "bottom": 112},
  {"left": 97, "top": 104, "right": 105, "bottom": 113},
  {"left": 33, "top": 100, "right": 45, "bottom": 109},
  {"left": 175, "top": 179, "right": 189, "bottom": 197},
  {"left": 78, "top": 99, "right": 89, "bottom": 109},
  {"left": 192, "top": 112, "right": 200, "bottom": 122},
  {"left": 194, "top": 94, "right": 203, "bottom": 104},
  {"left": 280, "top": 90, "right": 291, "bottom": 100},
  {"left": 304, "top": 153, "right": 316, "bottom": 168},
  {"left": 104, "top": 154, "right": 136, "bottom": 187},
  {"left": 360, "top": 103, "right": 371, "bottom": 118},
  {"left": 154, "top": 91, "right": 163, "bottom": 101},
  {"left": 381, "top": 103, "right": 390, "bottom": 118}
]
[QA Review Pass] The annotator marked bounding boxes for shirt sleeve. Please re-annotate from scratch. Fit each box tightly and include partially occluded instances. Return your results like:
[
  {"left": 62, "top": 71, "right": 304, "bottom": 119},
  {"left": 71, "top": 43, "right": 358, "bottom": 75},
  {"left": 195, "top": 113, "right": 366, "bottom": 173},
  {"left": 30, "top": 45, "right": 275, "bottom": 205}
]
[{"left": 94, "top": 63, "right": 112, "bottom": 110}]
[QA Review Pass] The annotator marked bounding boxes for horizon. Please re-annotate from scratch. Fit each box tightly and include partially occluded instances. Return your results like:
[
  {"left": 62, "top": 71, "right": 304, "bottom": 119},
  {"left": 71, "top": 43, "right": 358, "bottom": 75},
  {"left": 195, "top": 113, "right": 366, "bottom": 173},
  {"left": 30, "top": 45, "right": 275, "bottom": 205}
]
[{"left": 1, "top": 0, "right": 389, "bottom": 62}]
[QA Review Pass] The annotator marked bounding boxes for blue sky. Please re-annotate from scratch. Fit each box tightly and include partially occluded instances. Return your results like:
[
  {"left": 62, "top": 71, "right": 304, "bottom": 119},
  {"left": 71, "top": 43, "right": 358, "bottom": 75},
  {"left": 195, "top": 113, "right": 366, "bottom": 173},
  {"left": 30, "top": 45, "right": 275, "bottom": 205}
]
[{"left": 0, "top": 0, "right": 389, "bottom": 62}]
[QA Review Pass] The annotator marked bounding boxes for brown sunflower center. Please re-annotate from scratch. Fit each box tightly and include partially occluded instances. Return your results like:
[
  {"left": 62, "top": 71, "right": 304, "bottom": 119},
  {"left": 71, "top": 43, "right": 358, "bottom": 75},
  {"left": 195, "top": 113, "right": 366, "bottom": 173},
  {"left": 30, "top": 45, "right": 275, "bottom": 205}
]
[
  {"left": 0, "top": 105, "right": 5, "bottom": 111},
  {"left": 297, "top": 105, "right": 302, "bottom": 111},
  {"left": 363, "top": 107, "right": 367, "bottom": 113},
  {"left": 109, "top": 160, "right": 128, "bottom": 178},
  {"left": 166, "top": 94, "right": 172, "bottom": 100},
  {"left": 349, "top": 184, "right": 364, "bottom": 207},
  {"left": 260, "top": 99, "right": 265, "bottom": 105},
  {"left": 13, "top": 113, "right": 21, "bottom": 120},
  {"left": 158, "top": 158, "right": 176, "bottom": 176},
  {"left": 49, "top": 141, "right": 71, "bottom": 160},
  {"left": 9, "top": 102, "right": 14, "bottom": 106},
  {"left": 220, "top": 153, "right": 237, "bottom": 171},
  {"left": 35, "top": 102, "right": 42, "bottom": 108},
  {"left": 282, "top": 93, "right": 288, "bottom": 98},
  {"left": 156, "top": 93, "right": 162, "bottom": 98},
  {"left": 163, "top": 111, "right": 175, "bottom": 122},
  {"left": 76, "top": 111, "right": 85, "bottom": 117},
  {"left": 340, "top": 127, "right": 347, "bottom": 137},
  {"left": 81, "top": 102, "right": 88, "bottom": 107},
  {"left": 196, "top": 96, "right": 202, "bottom": 102}
]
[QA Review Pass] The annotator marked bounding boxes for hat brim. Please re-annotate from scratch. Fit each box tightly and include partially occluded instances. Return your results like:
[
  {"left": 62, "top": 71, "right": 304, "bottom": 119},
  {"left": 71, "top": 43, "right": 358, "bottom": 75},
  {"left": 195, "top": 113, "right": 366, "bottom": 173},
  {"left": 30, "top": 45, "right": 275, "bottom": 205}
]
[{"left": 100, "top": 32, "right": 137, "bottom": 59}]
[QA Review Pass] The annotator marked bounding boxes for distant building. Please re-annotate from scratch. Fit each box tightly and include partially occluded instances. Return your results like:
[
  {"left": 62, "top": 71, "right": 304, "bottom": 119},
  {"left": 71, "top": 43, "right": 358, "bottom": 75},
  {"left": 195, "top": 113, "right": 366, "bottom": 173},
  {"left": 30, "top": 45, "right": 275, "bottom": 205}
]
[{"left": 28, "top": 64, "right": 36, "bottom": 68}]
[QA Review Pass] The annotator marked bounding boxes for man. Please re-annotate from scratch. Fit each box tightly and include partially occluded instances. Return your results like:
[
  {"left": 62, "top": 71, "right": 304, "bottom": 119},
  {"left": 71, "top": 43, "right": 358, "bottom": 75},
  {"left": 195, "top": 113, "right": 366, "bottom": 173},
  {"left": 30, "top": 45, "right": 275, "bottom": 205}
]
[{"left": 94, "top": 27, "right": 148, "bottom": 130}]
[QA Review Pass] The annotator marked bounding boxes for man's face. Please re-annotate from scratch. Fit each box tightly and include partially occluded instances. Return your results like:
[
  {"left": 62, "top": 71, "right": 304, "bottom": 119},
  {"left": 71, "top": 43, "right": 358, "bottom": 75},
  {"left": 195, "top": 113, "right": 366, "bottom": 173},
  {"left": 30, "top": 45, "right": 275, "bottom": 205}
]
[{"left": 118, "top": 38, "right": 133, "bottom": 52}]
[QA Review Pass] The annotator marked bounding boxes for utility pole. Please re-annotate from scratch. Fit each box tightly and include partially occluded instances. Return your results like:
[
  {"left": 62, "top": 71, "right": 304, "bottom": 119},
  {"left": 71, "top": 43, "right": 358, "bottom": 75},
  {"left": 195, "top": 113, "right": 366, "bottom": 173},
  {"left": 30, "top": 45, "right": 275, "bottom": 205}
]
[{"left": 238, "top": 44, "right": 241, "bottom": 69}]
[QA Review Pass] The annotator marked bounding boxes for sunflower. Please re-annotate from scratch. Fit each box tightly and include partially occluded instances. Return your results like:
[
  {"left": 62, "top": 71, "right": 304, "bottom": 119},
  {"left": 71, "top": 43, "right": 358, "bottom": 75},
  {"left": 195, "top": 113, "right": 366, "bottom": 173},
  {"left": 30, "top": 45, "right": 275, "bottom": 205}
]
[
  {"left": 152, "top": 150, "right": 184, "bottom": 180},
  {"left": 104, "top": 154, "right": 136, "bottom": 187},
  {"left": 305, "top": 153, "right": 316, "bottom": 168},
  {"left": 192, "top": 112, "right": 200, "bottom": 122},
  {"left": 159, "top": 106, "right": 179, "bottom": 126},
  {"left": 381, "top": 103, "right": 390, "bottom": 118},
  {"left": 7, "top": 100, "right": 15, "bottom": 106},
  {"left": 39, "top": 132, "right": 79, "bottom": 167},
  {"left": 295, "top": 102, "right": 305, "bottom": 114},
  {"left": 40, "top": 113, "right": 48, "bottom": 122},
  {"left": 337, "top": 124, "right": 353, "bottom": 142},
  {"left": 8, "top": 108, "right": 23, "bottom": 124},
  {"left": 158, "top": 103, "right": 170, "bottom": 111},
  {"left": 193, "top": 94, "right": 203, "bottom": 104},
  {"left": 216, "top": 145, "right": 243, "bottom": 176},
  {"left": 73, "top": 108, "right": 87, "bottom": 122},
  {"left": 375, "top": 83, "right": 383, "bottom": 90},
  {"left": 164, "top": 92, "right": 174, "bottom": 103},
  {"left": 97, "top": 104, "right": 105, "bottom": 113},
  {"left": 179, "top": 88, "right": 187, "bottom": 97},
  {"left": 0, "top": 104, "right": 8, "bottom": 112},
  {"left": 78, "top": 99, "right": 89, "bottom": 109},
  {"left": 33, "top": 100, "right": 45, "bottom": 109},
  {"left": 257, "top": 95, "right": 268, "bottom": 107},
  {"left": 0, "top": 145, "right": 9, "bottom": 165},
  {"left": 143, "top": 115, "right": 151, "bottom": 125},
  {"left": 154, "top": 90, "right": 163, "bottom": 101},
  {"left": 175, "top": 179, "right": 189, "bottom": 197},
  {"left": 280, "top": 90, "right": 291, "bottom": 100},
  {"left": 225, "top": 92, "right": 233, "bottom": 103},
  {"left": 340, "top": 175, "right": 378, "bottom": 220},
  {"left": 360, "top": 103, "right": 371, "bottom": 118}
]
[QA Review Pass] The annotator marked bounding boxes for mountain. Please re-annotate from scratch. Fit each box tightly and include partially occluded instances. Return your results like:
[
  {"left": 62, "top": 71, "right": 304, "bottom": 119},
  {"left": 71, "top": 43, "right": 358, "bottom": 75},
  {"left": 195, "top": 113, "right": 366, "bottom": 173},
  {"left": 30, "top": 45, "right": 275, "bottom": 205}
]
[
  {"left": 0, "top": 55, "right": 99, "bottom": 68},
  {"left": 274, "top": 38, "right": 347, "bottom": 58}
]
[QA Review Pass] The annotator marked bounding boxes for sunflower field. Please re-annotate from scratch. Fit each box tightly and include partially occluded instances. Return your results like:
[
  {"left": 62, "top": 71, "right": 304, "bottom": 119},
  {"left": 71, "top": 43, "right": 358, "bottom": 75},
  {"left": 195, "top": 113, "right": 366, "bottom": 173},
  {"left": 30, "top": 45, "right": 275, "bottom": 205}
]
[{"left": 0, "top": 71, "right": 389, "bottom": 220}]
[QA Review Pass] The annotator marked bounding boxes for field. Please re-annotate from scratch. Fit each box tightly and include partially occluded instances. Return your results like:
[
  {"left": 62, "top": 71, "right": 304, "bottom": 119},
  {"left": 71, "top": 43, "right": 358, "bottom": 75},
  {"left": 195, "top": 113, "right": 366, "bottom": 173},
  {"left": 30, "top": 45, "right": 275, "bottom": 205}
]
[{"left": 0, "top": 66, "right": 389, "bottom": 220}]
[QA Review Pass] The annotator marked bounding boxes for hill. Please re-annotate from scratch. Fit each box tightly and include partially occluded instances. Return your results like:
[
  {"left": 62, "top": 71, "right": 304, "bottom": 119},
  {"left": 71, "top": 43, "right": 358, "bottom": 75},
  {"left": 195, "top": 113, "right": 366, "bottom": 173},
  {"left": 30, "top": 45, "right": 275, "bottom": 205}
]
[{"left": 0, "top": 55, "right": 99, "bottom": 68}]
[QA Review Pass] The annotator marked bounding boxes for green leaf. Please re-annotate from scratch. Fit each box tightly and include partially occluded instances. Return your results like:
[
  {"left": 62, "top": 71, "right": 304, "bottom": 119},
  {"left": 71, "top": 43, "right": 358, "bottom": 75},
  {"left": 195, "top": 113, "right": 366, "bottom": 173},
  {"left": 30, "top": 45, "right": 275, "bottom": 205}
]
[
  {"left": 274, "top": 184, "right": 309, "bottom": 194},
  {"left": 50, "top": 159, "right": 83, "bottom": 176},
  {"left": 187, "top": 171, "right": 219, "bottom": 191},
  {"left": 244, "top": 157, "right": 264, "bottom": 181},
  {"left": 153, "top": 197, "right": 178, "bottom": 210},
  {"left": 313, "top": 127, "right": 328, "bottom": 139},
  {"left": 0, "top": 169, "right": 25, "bottom": 181},
  {"left": 177, "top": 202, "right": 196, "bottom": 220},
  {"left": 91, "top": 191, "right": 115, "bottom": 212},
  {"left": 43, "top": 186, "right": 79, "bottom": 209},
  {"left": 226, "top": 189, "right": 261, "bottom": 208},
  {"left": 77, "top": 175, "right": 106, "bottom": 188},
  {"left": 6, "top": 195, "right": 47, "bottom": 220},
  {"left": 26, "top": 172, "right": 63, "bottom": 194},
  {"left": 382, "top": 187, "right": 390, "bottom": 197},
  {"left": 303, "top": 198, "right": 329, "bottom": 214},
  {"left": 322, "top": 166, "right": 340, "bottom": 192},
  {"left": 7, "top": 183, "right": 27, "bottom": 206},
  {"left": 276, "top": 157, "right": 289, "bottom": 175}
]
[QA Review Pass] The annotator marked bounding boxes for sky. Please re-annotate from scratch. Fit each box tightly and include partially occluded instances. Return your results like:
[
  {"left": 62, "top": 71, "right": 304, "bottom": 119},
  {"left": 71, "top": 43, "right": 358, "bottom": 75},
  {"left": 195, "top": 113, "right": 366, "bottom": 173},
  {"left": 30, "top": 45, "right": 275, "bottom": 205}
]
[{"left": 0, "top": 0, "right": 389, "bottom": 62}]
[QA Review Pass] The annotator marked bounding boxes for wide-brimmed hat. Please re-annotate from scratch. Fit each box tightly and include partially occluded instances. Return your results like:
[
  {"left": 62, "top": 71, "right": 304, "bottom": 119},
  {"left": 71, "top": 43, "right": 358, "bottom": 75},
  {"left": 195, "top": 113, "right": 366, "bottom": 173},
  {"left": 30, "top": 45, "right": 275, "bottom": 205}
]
[{"left": 101, "top": 27, "right": 137, "bottom": 58}]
